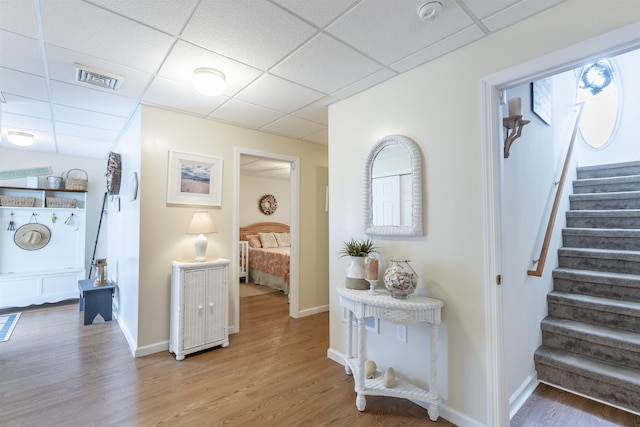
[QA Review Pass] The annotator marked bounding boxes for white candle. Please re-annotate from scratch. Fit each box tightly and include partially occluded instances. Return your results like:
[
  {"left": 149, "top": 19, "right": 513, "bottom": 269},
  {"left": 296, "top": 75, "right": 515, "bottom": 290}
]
[{"left": 508, "top": 97, "right": 522, "bottom": 117}]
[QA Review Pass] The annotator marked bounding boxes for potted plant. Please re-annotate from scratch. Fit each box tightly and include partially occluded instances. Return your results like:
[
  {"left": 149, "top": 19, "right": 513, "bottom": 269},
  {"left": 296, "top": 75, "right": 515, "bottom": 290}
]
[{"left": 339, "top": 238, "right": 377, "bottom": 290}]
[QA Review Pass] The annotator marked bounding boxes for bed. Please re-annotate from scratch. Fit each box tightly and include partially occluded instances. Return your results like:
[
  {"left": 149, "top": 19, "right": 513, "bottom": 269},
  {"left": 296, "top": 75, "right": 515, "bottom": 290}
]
[{"left": 239, "top": 222, "right": 290, "bottom": 294}]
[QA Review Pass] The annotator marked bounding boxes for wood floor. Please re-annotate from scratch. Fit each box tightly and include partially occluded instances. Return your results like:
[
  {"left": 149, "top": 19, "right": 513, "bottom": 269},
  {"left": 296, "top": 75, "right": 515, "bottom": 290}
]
[{"left": 1, "top": 293, "right": 638, "bottom": 426}]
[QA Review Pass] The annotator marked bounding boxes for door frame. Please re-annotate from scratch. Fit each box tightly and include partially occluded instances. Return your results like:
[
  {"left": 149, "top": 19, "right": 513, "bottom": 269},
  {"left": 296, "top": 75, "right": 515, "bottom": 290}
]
[
  {"left": 481, "top": 23, "right": 640, "bottom": 426},
  {"left": 232, "top": 147, "right": 300, "bottom": 332}
]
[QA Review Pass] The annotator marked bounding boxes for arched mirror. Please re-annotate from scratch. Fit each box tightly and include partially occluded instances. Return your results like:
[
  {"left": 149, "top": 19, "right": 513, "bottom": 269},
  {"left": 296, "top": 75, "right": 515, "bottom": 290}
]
[{"left": 364, "top": 134, "right": 423, "bottom": 237}]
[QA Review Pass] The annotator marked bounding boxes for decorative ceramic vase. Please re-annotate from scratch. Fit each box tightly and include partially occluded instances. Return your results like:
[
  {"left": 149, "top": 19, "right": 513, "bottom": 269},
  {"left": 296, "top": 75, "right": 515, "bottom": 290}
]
[
  {"left": 384, "top": 258, "right": 418, "bottom": 299},
  {"left": 345, "top": 256, "right": 369, "bottom": 290}
]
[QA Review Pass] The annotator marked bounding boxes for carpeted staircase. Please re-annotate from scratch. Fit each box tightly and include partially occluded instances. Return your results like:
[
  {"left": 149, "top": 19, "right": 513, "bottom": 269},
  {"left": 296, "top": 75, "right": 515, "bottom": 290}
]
[{"left": 534, "top": 160, "right": 640, "bottom": 413}]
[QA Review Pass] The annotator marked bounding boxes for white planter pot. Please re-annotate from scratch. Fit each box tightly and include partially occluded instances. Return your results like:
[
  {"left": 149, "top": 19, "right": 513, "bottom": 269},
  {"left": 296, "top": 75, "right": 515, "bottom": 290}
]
[{"left": 345, "top": 256, "right": 368, "bottom": 290}]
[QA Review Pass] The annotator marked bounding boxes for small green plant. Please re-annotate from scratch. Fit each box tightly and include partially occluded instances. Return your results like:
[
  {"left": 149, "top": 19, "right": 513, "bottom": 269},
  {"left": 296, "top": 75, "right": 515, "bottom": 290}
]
[{"left": 339, "top": 238, "right": 377, "bottom": 258}]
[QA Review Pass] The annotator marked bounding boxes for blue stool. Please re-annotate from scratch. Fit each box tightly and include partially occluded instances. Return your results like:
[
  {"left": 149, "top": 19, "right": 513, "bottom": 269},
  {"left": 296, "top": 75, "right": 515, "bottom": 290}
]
[{"left": 78, "top": 279, "right": 115, "bottom": 325}]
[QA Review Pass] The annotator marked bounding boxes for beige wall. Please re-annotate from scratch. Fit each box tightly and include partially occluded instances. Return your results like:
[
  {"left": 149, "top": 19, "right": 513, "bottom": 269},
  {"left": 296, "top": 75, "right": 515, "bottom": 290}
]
[
  {"left": 137, "top": 106, "right": 328, "bottom": 349},
  {"left": 240, "top": 175, "right": 291, "bottom": 226},
  {"left": 328, "top": 1, "right": 639, "bottom": 426}
]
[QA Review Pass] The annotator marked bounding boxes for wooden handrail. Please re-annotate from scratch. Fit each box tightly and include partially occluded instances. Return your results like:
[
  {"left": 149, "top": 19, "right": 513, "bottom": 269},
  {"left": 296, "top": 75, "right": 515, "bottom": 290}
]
[{"left": 527, "top": 103, "right": 584, "bottom": 277}]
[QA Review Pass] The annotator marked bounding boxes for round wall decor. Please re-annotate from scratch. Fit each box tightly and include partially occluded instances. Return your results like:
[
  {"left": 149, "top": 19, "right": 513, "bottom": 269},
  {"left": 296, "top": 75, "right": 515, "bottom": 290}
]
[{"left": 259, "top": 194, "right": 277, "bottom": 215}]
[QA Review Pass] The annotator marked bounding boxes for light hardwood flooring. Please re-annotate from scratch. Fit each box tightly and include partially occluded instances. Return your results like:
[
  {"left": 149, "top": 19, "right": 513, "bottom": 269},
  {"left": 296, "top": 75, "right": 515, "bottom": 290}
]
[{"left": 1, "top": 294, "right": 638, "bottom": 426}]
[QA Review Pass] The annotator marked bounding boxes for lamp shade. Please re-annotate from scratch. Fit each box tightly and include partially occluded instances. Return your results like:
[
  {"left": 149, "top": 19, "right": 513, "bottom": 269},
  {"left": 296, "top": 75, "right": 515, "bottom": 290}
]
[
  {"left": 192, "top": 68, "right": 226, "bottom": 96},
  {"left": 187, "top": 211, "right": 217, "bottom": 234},
  {"left": 7, "top": 131, "right": 35, "bottom": 146}
]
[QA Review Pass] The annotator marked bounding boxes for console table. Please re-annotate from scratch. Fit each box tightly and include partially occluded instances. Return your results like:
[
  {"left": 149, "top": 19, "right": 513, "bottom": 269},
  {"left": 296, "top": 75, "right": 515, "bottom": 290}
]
[
  {"left": 337, "top": 286, "right": 444, "bottom": 421},
  {"left": 78, "top": 279, "right": 115, "bottom": 325}
]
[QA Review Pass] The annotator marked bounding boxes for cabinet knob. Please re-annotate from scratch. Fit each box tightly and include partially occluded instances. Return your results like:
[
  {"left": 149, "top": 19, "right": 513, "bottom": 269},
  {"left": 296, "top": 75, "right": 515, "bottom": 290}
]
[
  {"left": 198, "top": 305, "right": 203, "bottom": 310},
  {"left": 209, "top": 303, "right": 214, "bottom": 308}
]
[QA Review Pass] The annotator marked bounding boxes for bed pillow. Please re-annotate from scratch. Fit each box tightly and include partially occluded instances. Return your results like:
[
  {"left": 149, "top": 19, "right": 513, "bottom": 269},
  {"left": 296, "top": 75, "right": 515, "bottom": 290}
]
[
  {"left": 246, "top": 234, "right": 262, "bottom": 248},
  {"left": 274, "top": 232, "right": 290, "bottom": 247},
  {"left": 258, "top": 232, "right": 278, "bottom": 248}
]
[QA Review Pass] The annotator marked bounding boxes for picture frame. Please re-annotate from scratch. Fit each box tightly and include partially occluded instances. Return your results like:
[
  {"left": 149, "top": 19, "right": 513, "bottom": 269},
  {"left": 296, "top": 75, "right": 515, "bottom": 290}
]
[
  {"left": 532, "top": 78, "right": 552, "bottom": 126},
  {"left": 167, "top": 150, "right": 223, "bottom": 207}
]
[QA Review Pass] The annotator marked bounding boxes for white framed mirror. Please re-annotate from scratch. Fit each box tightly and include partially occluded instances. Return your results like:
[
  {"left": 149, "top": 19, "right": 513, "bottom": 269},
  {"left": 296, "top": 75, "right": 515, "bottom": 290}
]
[{"left": 364, "top": 134, "right": 423, "bottom": 237}]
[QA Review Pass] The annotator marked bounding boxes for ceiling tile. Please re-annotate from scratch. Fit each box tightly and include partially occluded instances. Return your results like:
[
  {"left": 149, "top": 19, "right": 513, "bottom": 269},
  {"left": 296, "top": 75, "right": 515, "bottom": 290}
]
[
  {"left": 54, "top": 121, "right": 119, "bottom": 142},
  {"left": 301, "top": 129, "right": 328, "bottom": 145},
  {"left": 391, "top": 25, "right": 485, "bottom": 73},
  {"left": 0, "top": 30, "right": 45, "bottom": 76},
  {"left": 55, "top": 134, "right": 113, "bottom": 158},
  {"left": 45, "top": 44, "right": 154, "bottom": 99},
  {"left": 291, "top": 96, "right": 337, "bottom": 125},
  {"left": 50, "top": 80, "right": 138, "bottom": 117},
  {"left": 1, "top": 134, "right": 58, "bottom": 155},
  {"left": 0, "top": 68, "right": 49, "bottom": 101},
  {"left": 143, "top": 76, "right": 226, "bottom": 117},
  {"left": 40, "top": 0, "right": 174, "bottom": 73},
  {"left": 331, "top": 68, "right": 397, "bottom": 99},
  {"left": 181, "top": 0, "right": 317, "bottom": 70},
  {"left": 209, "top": 99, "right": 284, "bottom": 130},
  {"left": 271, "top": 0, "right": 359, "bottom": 27},
  {"left": 53, "top": 104, "right": 126, "bottom": 130},
  {"left": 327, "top": 0, "right": 474, "bottom": 65},
  {"left": 85, "top": 0, "right": 198, "bottom": 35},
  {"left": 272, "top": 33, "right": 382, "bottom": 94},
  {"left": 479, "top": 0, "right": 567, "bottom": 32},
  {"left": 157, "top": 40, "right": 263, "bottom": 96},
  {"left": 0, "top": 0, "right": 38, "bottom": 38},
  {"left": 2, "top": 111, "right": 53, "bottom": 133},
  {"left": 261, "top": 115, "right": 326, "bottom": 139},
  {"left": 236, "top": 74, "right": 324, "bottom": 113},
  {"left": 2, "top": 94, "right": 51, "bottom": 120}
]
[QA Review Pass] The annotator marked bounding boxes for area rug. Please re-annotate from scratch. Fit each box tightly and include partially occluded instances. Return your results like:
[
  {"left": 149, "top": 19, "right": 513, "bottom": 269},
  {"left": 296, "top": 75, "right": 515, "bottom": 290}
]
[
  {"left": 240, "top": 282, "right": 278, "bottom": 297},
  {"left": 0, "top": 312, "right": 21, "bottom": 342}
]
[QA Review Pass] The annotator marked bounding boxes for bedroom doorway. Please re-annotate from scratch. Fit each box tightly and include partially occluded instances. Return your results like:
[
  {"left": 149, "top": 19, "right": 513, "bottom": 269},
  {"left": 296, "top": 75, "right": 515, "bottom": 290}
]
[{"left": 233, "top": 148, "right": 300, "bottom": 333}]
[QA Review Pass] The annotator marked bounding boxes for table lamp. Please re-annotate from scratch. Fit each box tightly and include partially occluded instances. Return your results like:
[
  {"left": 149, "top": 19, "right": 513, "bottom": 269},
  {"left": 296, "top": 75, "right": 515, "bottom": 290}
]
[{"left": 187, "top": 211, "right": 217, "bottom": 261}]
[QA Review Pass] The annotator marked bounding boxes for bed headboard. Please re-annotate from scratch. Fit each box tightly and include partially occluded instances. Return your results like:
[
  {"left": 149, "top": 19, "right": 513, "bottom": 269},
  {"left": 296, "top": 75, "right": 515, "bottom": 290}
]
[{"left": 240, "top": 222, "right": 290, "bottom": 241}]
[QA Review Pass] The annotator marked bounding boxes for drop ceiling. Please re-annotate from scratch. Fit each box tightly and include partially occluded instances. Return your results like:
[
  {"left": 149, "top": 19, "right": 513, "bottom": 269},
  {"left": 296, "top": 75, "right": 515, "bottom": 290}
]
[{"left": 0, "top": 0, "right": 564, "bottom": 159}]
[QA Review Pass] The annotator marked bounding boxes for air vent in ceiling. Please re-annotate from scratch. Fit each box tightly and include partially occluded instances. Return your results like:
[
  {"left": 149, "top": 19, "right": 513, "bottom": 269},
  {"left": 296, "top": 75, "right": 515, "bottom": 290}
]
[{"left": 75, "top": 63, "right": 123, "bottom": 90}]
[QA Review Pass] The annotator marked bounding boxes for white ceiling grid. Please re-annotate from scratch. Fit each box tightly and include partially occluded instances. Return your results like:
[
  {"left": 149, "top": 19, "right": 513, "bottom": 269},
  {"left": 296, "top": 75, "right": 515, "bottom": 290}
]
[{"left": 0, "top": 0, "right": 565, "bottom": 159}]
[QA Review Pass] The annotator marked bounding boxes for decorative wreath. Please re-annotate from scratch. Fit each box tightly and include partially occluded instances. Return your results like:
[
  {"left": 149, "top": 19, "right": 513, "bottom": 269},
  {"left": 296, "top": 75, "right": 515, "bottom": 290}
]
[
  {"left": 259, "top": 194, "right": 277, "bottom": 215},
  {"left": 580, "top": 61, "right": 613, "bottom": 96}
]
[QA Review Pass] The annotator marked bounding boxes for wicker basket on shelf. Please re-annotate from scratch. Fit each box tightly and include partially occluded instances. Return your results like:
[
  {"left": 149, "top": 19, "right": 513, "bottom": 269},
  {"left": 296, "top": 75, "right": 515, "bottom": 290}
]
[
  {"left": 65, "top": 169, "right": 88, "bottom": 191},
  {"left": 46, "top": 197, "right": 76, "bottom": 209},
  {"left": 0, "top": 195, "right": 35, "bottom": 207}
]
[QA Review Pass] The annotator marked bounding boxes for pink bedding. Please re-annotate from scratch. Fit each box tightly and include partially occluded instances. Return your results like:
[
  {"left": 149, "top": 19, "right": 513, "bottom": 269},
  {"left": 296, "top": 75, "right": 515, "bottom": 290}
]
[{"left": 248, "top": 246, "right": 290, "bottom": 283}]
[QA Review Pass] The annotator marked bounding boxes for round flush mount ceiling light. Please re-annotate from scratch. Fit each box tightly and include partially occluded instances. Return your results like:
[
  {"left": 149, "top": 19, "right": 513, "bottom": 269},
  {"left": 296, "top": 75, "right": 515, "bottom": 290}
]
[
  {"left": 417, "top": 1, "right": 443, "bottom": 22},
  {"left": 7, "top": 131, "right": 35, "bottom": 146},
  {"left": 192, "top": 68, "right": 226, "bottom": 96}
]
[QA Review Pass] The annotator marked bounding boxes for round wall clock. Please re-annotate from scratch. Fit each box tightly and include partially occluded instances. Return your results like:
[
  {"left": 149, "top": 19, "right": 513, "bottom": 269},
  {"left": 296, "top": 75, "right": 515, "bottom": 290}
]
[{"left": 259, "top": 194, "right": 277, "bottom": 215}]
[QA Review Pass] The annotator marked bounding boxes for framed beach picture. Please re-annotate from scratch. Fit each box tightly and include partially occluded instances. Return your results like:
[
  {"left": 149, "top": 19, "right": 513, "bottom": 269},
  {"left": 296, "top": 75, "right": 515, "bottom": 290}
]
[{"left": 167, "top": 150, "right": 223, "bottom": 207}]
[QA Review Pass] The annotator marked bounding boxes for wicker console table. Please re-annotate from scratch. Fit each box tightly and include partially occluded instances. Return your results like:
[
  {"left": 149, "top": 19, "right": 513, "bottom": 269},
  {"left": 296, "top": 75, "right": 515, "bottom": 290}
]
[{"left": 337, "top": 286, "right": 443, "bottom": 421}]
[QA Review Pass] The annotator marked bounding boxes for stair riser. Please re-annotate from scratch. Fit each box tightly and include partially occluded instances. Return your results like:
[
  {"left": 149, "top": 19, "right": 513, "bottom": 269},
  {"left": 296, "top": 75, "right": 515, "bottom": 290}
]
[
  {"left": 577, "top": 164, "right": 640, "bottom": 179},
  {"left": 541, "top": 331, "right": 640, "bottom": 370},
  {"left": 566, "top": 216, "right": 640, "bottom": 229},
  {"left": 558, "top": 255, "right": 640, "bottom": 275},
  {"left": 548, "top": 302, "right": 640, "bottom": 333},
  {"left": 553, "top": 278, "right": 640, "bottom": 303},
  {"left": 562, "top": 234, "right": 640, "bottom": 251},
  {"left": 570, "top": 198, "right": 640, "bottom": 210},
  {"left": 535, "top": 361, "right": 640, "bottom": 412},
  {"left": 573, "top": 177, "right": 640, "bottom": 194}
]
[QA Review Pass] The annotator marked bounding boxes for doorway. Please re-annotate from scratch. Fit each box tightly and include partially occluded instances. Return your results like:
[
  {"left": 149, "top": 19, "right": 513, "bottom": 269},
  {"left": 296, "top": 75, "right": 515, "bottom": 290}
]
[
  {"left": 481, "top": 26, "right": 639, "bottom": 426},
  {"left": 232, "top": 147, "right": 300, "bottom": 333}
]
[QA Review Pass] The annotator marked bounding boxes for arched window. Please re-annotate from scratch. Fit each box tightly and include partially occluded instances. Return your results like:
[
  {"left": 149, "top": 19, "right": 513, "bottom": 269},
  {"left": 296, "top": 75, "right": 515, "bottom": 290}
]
[{"left": 576, "top": 60, "right": 619, "bottom": 149}]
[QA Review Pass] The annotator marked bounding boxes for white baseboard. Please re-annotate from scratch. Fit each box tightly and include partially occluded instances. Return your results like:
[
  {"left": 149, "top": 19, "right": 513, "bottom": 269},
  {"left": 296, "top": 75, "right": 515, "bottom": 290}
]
[
  {"left": 509, "top": 373, "right": 538, "bottom": 419},
  {"left": 326, "top": 348, "right": 485, "bottom": 427},
  {"left": 135, "top": 340, "right": 169, "bottom": 358},
  {"left": 298, "top": 304, "right": 329, "bottom": 317}
]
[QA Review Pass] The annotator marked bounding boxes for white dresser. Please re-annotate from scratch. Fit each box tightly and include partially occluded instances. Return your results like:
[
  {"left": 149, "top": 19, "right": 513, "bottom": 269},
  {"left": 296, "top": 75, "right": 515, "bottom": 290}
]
[{"left": 169, "top": 258, "right": 230, "bottom": 361}]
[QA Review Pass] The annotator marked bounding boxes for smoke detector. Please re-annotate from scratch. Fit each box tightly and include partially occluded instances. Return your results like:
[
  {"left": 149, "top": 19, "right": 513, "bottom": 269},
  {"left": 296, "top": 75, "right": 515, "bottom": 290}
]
[
  {"left": 417, "top": 1, "right": 443, "bottom": 22},
  {"left": 75, "top": 63, "right": 123, "bottom": 90}
]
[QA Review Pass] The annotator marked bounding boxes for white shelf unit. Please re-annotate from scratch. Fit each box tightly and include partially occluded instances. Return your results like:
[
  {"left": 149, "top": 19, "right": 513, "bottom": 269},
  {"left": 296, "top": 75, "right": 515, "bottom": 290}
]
[
  {"left": 0, "top": 187, "right": 87, "bottom": 308},
  {"left": 337, "top": 286, "right": 444, "bottom": 421},
  {"left": 170, "top": 258, "right": 230, "bottom": 361}
]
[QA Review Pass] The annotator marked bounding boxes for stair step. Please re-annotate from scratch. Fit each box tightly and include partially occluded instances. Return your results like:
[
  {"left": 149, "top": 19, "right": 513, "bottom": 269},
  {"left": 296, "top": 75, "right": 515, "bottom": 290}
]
[
  {"left": 547, "top": 291, "right": 640, "bottom": 333},
  {"left": 577, "top": 161, "right": 640, "bottom": 179},
  {"left": 573, "top": 175, "right": 640, "bottom": 194},
  {"left": 541, "top": 316, "right": 640, "bottom": 369},
  {"left": 558, "top": 247, "right": 640, "bottom": 275},
  {"left": 534, "top": 346, "right": 640, "bottom": 412},
  {"left": 553, "top": 268, "right": 640, "bottom": 302},
  {"left": 565, "top": 209, "right": 640, "bottom": 229},
  {"left": 569, "top": 191, "right": 640, "bottom": 210},
  {"left": 562, "top": 228, "right": 640, "bottom": 251}
]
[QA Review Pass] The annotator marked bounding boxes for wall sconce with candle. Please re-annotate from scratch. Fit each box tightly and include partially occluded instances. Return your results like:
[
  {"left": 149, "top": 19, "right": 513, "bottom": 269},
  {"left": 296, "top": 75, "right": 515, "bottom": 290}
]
[
  {"left": 186, "top": 211, "right": 217, "bottom": 261},
  {"left": 503, "top": 97, "right": 530, "bottom": 158}
]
